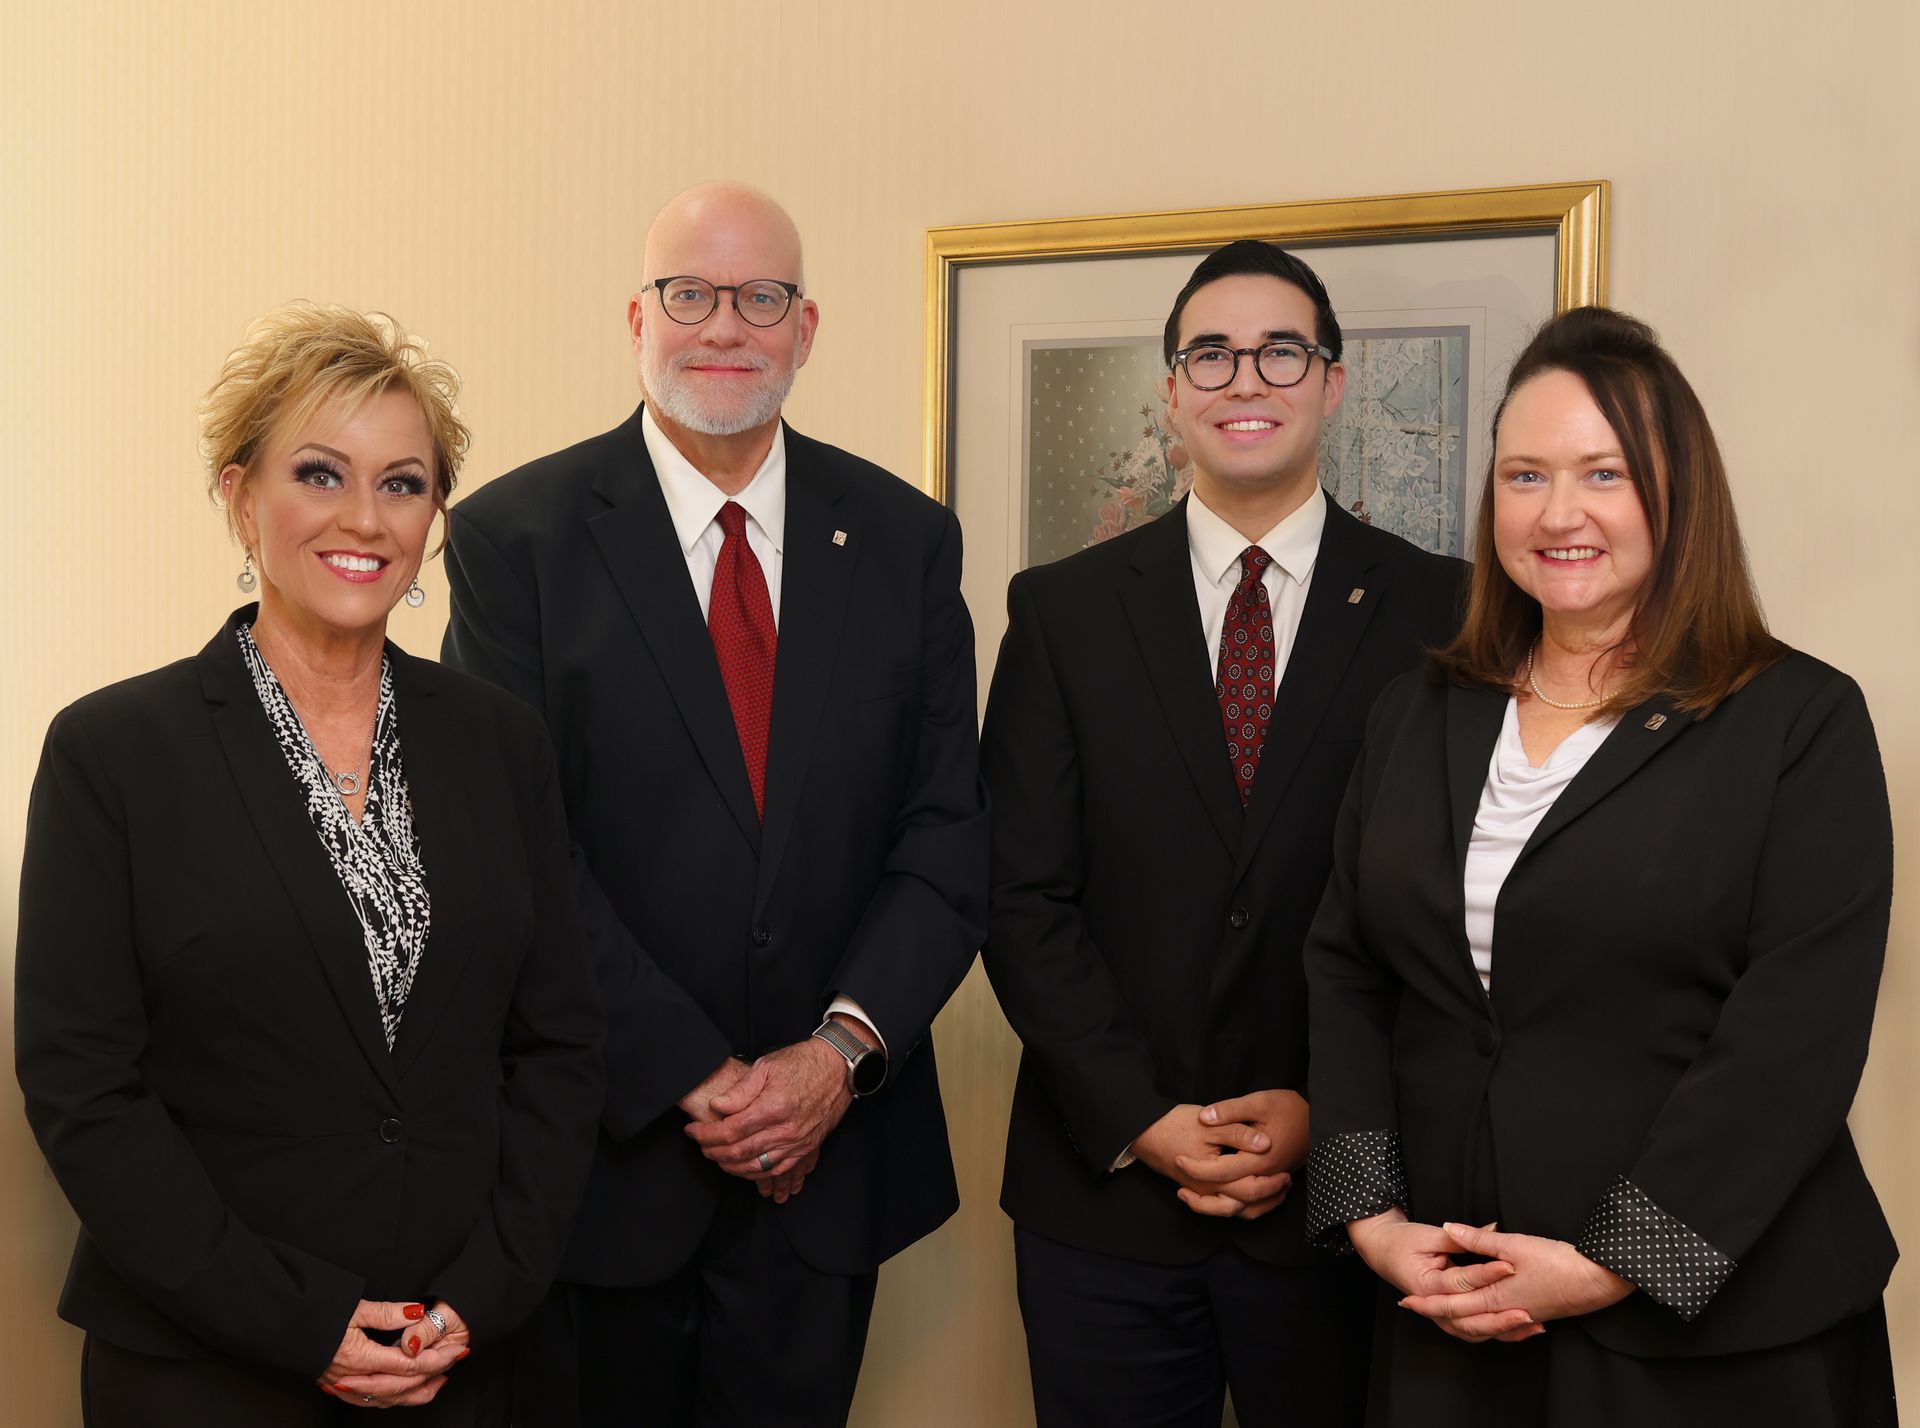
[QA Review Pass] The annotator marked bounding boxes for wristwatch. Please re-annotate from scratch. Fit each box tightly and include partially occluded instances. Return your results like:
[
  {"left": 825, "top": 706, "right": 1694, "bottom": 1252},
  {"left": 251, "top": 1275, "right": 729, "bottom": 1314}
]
[{"left": 812, "top": 1018, "right": 887, "bottom": 1097}]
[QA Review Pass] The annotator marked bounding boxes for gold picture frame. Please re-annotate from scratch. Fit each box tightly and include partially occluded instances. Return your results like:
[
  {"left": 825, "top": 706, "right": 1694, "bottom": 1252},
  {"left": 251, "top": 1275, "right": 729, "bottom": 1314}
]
[{"left": 921, "top": 180, "right": 1608, "bottom": 506}]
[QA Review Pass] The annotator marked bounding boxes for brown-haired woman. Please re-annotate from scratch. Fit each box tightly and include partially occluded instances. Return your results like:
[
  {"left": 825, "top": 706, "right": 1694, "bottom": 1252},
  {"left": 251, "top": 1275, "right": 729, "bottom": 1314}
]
[
  {"left": 1303, "top": 306, "right": 1896, "bottom": 1425},
  {"left": 15, "top": 305, "right": 603, "bottom": 1425}
]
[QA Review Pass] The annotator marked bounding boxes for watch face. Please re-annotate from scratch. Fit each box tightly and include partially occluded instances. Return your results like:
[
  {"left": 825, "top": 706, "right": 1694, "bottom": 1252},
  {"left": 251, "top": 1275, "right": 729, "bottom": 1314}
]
[{"left": 850, "top": 1048, "right": 887, "bottom": 1097}]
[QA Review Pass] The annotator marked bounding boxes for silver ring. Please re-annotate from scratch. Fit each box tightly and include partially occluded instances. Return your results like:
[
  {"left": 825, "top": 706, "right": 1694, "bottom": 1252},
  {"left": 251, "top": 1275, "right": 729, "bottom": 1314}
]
[
  {"left": 425, "top": 1308, "right": 448, "bottom": 1334},
  {"left": 362, "top": 1394, "right": 374, "bottom": 1404},
  {"left": 757, "top": 1152, "right": 773, "bottom": 1173}
]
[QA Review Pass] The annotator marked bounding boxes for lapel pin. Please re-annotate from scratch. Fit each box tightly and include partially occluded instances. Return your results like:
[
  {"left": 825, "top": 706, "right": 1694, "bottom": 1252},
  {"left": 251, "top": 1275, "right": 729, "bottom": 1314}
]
[
  {"left": 832, "top": 530, "right": 848, "bottom": 547},
  {"left": 1347, "top": 587, "right": 1365, "bottom": 604},
  {"left": 1644, "top": 713, "right": 1667, "bottom": 731}
]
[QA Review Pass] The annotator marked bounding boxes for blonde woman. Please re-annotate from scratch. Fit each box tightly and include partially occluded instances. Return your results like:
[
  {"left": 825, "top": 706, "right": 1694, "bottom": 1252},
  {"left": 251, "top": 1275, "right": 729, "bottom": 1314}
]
[{"left": 15, "top": 306, "right": 603, "bottom": 1425}]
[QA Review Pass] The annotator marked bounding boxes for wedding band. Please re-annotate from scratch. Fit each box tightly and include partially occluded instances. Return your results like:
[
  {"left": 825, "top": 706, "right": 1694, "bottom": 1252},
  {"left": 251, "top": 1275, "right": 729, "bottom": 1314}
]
[
  {"left": 425, "top": 1308, "right": 448, "bottom": 1334},
  {"left": 757, "top": 1152, "right": 774, "bottom": 1173}
]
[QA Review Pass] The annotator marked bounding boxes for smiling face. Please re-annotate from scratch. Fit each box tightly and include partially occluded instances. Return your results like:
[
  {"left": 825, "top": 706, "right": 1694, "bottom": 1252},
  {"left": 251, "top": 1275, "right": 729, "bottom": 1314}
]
[
  {"left": 1165, "top": 272, "right": 1344, "bottom": 512},
  {"left": 227, "top": 387, "right": 438, "bottom": 641},
  {"left": 630, "top": 184, "right": 818, "bottom": 441},
  {"left": 1492, "top": 367, "right": 1656, "bottom": 639}
]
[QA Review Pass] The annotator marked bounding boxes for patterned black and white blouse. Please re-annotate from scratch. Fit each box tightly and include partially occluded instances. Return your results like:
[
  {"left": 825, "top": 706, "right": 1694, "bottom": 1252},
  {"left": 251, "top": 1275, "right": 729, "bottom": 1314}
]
[{"left": 239, "top": 624, "right": 431, "bottom": 1050}]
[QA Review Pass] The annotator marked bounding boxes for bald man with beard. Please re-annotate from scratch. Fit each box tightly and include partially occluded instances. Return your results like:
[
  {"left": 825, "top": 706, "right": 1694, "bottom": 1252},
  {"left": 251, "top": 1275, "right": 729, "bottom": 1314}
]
[{"left": 443, "top": 183, "right": 988, "bottom": 1427}]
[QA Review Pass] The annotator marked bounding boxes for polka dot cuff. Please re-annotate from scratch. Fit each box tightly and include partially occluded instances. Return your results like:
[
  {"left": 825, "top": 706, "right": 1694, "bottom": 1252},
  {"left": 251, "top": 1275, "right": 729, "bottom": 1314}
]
[
  {"left": 1576, "top": 1176, "right": 1736, "bottom": 1322},
  {"left": 1306, "top": 1129, "right": 1408, "bottom": 1251}
]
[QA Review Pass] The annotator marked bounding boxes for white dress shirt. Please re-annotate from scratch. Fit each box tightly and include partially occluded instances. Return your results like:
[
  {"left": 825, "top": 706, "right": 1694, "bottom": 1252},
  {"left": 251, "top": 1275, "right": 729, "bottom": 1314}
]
[
  {"left": 1462, "top": 699, "right": 1617, "bottom": 992},
  {"left": 642, "top": 407, "right": 787, "bottom": 626},
  {"left": 1186, "top": 485, "right": 1327, "bottom": 694},
  {"left": 640, "top": 408, "right": 885, "bottom": 1055}
]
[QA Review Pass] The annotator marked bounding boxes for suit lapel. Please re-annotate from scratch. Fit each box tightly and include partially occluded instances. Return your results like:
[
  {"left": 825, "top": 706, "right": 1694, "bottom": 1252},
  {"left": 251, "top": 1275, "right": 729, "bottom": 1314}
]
[
  {"left": 386, "top": 651, "right": 483, "bottom": 1076},
  {"left": 198, "top": 617, "right": 402, "bottom": 1098},
  {"left": 587, "top": 412, "right": 762, "bottom": 852},
  {"left": 1233, "top": 500, "right": 1385, "bottom": 884},
  {"left": 1517, "top": 694, "right": 1692, "bottom": 863},
  {"left": 755, "top": 433, "right": 857, "bottom": 913},
  {"left": 1445, "top": 682, "right": 1509, "bottom": 882},
  {"left": 1118, "top": 500, "right": 1241, "bottom": 856}
]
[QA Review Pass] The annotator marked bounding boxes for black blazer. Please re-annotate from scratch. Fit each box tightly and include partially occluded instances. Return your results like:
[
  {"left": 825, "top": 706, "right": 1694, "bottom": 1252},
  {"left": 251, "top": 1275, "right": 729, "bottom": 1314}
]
[
  {"left": 981, "top": 496, "right": 1465, "bottom": 1266},
  {"left": 13, "top": 610, "right": 604, "bottom": 1379},
  {"left": 1306, "top": 654, "right": 1897, "bottom": 1355},
  {"left": 441, "top": 406, "right": 988, "bottom": 1283}
]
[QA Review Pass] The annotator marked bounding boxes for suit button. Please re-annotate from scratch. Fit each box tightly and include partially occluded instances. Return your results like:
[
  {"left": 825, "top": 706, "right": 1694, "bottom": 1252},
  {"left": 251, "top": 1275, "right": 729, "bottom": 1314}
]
[
  {"left": 752, "top": 928, "right": 774, "bottom": 947},
  {"left": 379, "top": 1118, "right": 404, "bottom": 1143},
  {"left": 1228, "top": 908, "right": 1250, "bottom": 930},
  {"left": 1472, "top": 1024, "right": 1498, "bottom": 1057}
]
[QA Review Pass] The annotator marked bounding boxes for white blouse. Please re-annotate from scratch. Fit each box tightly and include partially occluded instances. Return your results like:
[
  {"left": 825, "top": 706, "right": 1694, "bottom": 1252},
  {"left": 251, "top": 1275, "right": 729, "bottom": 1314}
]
[{"left": 1463, "top": 698, "right": 1618, "bottom": 991}]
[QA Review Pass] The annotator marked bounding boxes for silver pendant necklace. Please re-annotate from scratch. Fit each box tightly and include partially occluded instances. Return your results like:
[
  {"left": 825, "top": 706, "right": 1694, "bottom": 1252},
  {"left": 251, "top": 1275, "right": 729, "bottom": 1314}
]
[
  {"left": 318, "top": 708, "right": 378, "bottom": 798},
  {"left": 1525, "top": 639, "right": 1613, "bottom": 711}
]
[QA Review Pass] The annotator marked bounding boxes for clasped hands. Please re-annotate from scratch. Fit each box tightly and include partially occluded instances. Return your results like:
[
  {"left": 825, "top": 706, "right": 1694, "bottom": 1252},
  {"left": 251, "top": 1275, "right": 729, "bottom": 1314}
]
[
  {"left": 318, "top": 1298, "right": 471, "bottom": 1408},
  {"left": 681, "top": 1019, "right": 870, "bottom": 1205},
  {"left": 1132, "top": 1090, "right": 1309, "bottom": 1221},
  {"left": 1347, "top": 1210, "right": 1633, "bottom": 1344}
]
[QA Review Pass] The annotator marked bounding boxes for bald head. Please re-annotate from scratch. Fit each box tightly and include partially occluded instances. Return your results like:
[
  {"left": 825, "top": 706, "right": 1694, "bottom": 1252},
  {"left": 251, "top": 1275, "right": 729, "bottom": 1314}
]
[{"left": 643, "top": 181, "right": 805, "bottom": 290}]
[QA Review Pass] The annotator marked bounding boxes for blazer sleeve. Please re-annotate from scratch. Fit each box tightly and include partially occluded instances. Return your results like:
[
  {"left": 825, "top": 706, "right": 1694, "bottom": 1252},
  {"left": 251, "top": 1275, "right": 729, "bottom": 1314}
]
[
  {"left": 429, "top": 713, "right": 604, "bottom": 1341},
  {"left": 823, "top": 506, "right": 990, "bottom": 1063},
  {"left": 442, "top": 503, "right": 735, "bottom": 1140},
  {"left": 1574, "top": 670, "right": 1893, "bottom": 1319},
  {"left": 1302, "top": 680, "right": 1413, "bottom": 1246},
  {"left": 980, "top": 571, "right": 1177, "bottom": 1172},
  {"left": 15, "top": 708, "right": 364, "bottom": 1378}
]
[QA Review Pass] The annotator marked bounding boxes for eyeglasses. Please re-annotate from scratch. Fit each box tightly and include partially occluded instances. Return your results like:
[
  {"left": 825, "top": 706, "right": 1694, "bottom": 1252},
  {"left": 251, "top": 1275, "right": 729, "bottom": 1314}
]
[
  {"left": 1171, "top": 340, "right": 1335, "bottom": 391},
  {"left": 643, "top": 276, "right": 802, "bottom": 328}
]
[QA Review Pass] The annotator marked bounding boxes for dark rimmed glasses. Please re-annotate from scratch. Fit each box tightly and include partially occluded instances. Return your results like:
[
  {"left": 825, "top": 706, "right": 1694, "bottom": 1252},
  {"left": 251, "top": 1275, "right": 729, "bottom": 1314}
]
[
  {"left": 642, "top": 276, "right": 802, "bottom": 327},
  {"left": 1171, "top": 339, "right": 1335, "bottom": 391}
]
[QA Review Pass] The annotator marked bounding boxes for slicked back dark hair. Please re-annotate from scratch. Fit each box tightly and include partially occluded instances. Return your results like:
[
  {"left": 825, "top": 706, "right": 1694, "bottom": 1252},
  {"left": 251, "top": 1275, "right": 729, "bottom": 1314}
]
[{"left": 1161, "top": 239, "right": 1343, "bottom": 367}]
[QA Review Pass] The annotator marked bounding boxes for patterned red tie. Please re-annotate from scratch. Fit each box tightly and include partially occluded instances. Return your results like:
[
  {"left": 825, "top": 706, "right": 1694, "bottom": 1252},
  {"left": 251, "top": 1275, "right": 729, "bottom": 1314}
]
[
  {"left": 709, "top": 501, "right": 777, "bottom": 820},
  {"left": 1216, "top": 546, "right": 1275, "bottom": 806}
]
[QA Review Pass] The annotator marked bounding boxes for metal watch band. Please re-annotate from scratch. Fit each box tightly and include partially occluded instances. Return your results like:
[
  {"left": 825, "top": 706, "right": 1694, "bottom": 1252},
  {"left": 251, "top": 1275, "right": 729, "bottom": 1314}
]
[{"left": 812, "top": 1019, "right": 884, "bottom": 1096}]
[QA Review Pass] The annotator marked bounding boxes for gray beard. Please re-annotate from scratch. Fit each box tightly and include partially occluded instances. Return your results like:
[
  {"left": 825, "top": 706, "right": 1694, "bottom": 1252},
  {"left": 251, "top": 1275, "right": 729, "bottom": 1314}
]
[{"left": 646, "top": 353, "right": 796, "bottom": 436}]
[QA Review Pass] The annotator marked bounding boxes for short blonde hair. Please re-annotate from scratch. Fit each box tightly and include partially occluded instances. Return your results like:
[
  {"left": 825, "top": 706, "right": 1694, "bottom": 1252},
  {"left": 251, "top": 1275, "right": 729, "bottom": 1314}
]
[{"left": 202, "top": 304, "right": 468, "bottom": 538}]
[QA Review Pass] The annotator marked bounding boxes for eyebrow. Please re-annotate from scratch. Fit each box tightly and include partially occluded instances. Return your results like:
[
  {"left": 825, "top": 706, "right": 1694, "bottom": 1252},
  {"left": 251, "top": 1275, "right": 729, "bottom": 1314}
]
[
  {"left": 1183, "top": 327, "right": 1314, "bottom": 348},
  {"left": 295, "top": 441, "right": 427, "bottom": 473}
]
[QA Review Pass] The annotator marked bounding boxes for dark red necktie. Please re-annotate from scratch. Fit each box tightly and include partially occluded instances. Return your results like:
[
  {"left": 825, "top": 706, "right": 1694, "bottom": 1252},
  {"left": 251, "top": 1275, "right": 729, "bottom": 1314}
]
[
  {"left": 1215, "top": 546, "right": 1275, "bottom": 806},
  {"left": 709, "top": 501, "right": 777, "bottom": 820}
]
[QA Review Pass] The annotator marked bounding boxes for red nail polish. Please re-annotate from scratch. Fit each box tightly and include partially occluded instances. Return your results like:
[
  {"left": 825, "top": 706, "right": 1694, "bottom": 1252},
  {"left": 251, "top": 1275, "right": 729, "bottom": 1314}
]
[
  {"left": 406, "top": 1335, "right": 421, "bottom": 1355},
  {"left": 456, "top": 1348, "right": 471, "bottom": 1361},
  {"left": 403, "top": 1303, "right": 427, "bottom": 1321}
]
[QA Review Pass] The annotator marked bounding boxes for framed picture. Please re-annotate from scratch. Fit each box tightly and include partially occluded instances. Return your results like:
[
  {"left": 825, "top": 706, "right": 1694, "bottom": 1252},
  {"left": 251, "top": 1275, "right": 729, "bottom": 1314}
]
[{"left": 924, "top": 183, "right": 1608, "bottom": 610}]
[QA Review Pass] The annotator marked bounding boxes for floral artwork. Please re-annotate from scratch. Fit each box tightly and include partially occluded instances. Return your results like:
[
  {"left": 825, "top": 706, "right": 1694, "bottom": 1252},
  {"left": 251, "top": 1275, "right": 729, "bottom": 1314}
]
[
  {"left": 1023, "top": 341, "right": 1192, "bottom": 569},
  {"left": 1318, "top": 328, "right": 1469, "bottom": 556},
  {"left": 1022, "top": 328, "right": 1468, "bottom": 569}
]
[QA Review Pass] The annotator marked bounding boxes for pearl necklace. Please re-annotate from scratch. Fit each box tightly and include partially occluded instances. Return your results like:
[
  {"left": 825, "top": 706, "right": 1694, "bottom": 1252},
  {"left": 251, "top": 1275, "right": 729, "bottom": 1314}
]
[{"left": 1525, "top": 640, "right": 1614, "bottom": 711}]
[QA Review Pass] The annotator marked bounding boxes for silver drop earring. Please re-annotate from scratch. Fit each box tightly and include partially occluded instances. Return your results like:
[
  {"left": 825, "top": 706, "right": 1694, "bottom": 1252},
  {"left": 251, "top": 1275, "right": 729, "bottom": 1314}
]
[
  {"left": 236, "top": 552, "right": 257, "bottom": 593},
  {"left": 405, "top": 577, "right": 426, "bottom": 609}
]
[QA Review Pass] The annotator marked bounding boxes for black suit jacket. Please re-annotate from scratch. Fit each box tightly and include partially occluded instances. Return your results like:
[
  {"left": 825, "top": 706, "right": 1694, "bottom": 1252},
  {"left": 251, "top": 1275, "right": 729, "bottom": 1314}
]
[
  {"left": 13, "top": 611, "right": 604, "bottom": 1378},
  {"left": 441, "top": 406, "right": 988, "bottom": 1283},
  {"left": 981, "top": 495, "right": 1466, "bottom": 1266},
  {"left": 1306, "top": 654, "right": 1897, "bottom": 1355}
]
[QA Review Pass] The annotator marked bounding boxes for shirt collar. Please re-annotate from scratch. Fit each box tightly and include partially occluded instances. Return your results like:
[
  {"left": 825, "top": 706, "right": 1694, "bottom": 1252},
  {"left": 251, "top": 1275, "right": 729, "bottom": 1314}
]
[
  {"left": 1186, "top": 483, "right": 1327, "bottom": 586},
  {"left": 641, "top": 405, "right": 787, "bottom": 555}
]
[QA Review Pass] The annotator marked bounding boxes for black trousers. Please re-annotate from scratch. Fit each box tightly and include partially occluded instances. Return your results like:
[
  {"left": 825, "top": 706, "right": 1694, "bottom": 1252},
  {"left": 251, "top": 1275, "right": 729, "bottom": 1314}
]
[
  {"left": 80, "top": 1332, "right": 510, "bottom": 1428},
  {"left": 1014, "top": 1226, "right": 1375, "bottom": 1428},
  {"left": 515, "top": 1185, "right": 879, "bottom": 1428}
]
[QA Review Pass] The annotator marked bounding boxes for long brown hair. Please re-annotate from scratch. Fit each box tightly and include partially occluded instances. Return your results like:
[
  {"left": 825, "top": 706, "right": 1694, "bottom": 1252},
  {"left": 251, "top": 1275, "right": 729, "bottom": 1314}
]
[{"left": 1431, "top": 306, "right": 1783, "bottom": 715}]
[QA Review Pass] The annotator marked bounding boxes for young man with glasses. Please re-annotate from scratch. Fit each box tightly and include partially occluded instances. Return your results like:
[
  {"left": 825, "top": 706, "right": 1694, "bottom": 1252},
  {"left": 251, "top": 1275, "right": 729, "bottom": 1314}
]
[
  {"left": 444, "top": 182, "right": 987, "bottom": 1427},
  {"left": 982, "top": 240, "right": 1468, "bottom": 1426}
]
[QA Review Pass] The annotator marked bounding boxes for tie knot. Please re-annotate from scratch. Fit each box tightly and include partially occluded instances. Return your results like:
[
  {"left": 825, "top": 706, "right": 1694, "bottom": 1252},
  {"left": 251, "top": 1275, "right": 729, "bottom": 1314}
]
[
  {"left": 1239, "top": 546, "right": 1273, "bottom": 583},
  {"left": 718, "top": 501, "right": 749, "bottom": 540}
]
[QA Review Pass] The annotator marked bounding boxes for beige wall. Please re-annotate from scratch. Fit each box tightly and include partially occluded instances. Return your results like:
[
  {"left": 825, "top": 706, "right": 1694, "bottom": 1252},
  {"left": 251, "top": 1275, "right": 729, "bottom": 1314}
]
[{"left": 3, "top": 2, "right": 1916, "bottom": 1422}]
